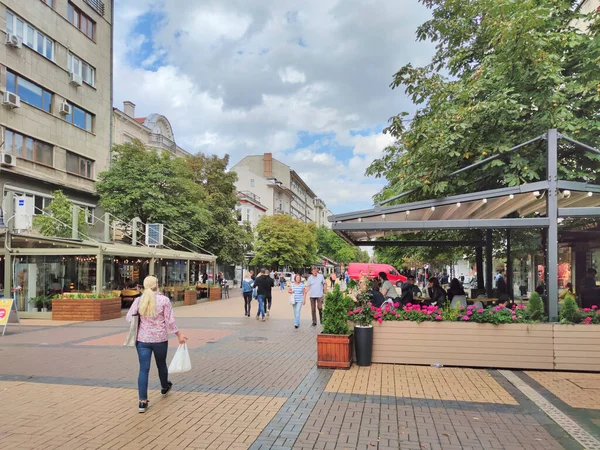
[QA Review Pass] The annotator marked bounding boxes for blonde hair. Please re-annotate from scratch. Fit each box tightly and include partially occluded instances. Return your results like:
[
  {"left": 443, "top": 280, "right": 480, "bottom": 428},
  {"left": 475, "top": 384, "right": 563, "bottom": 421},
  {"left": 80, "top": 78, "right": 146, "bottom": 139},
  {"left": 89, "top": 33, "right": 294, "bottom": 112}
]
[{"left": 138, "top": 276, "right": 158, "bottom": 317}]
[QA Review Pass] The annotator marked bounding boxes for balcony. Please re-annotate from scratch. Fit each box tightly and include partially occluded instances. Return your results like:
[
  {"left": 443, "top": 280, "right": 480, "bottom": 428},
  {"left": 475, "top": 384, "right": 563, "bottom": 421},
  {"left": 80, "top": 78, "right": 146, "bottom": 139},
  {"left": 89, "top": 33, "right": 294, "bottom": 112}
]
[
  {"left": 148, "top": 133, "right": 176, "bottom": 153},
  {"left": 239, "top": 191, "right": 261, "bottom": 203},
  {"left": 84, "top": 0, "right": 105, "bottom": 16}
]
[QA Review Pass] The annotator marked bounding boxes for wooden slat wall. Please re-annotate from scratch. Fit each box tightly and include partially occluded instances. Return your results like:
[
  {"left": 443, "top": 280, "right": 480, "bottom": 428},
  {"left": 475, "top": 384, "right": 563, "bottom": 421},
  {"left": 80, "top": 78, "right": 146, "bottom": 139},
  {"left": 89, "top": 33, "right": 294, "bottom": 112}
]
[
  {"left": 554, "top": 325, "right": 600, "bottom": 372},
  {"left": 371, "top": 322, "right": 554, "bottom": 370}
]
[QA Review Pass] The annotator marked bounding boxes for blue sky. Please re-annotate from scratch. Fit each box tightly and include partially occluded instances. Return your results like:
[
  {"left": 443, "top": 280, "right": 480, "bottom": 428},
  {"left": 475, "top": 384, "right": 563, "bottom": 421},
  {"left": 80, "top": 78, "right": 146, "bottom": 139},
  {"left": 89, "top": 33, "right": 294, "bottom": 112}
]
[{"left": 112, "top": 0, "right": 434, "bottom": 215}]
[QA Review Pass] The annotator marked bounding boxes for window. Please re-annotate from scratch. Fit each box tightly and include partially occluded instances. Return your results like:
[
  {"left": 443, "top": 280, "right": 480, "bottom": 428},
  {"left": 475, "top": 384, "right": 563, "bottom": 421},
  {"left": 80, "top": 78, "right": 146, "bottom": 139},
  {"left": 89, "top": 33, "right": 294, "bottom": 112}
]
[
  {"left": 6, "top": 70, "right": 53, "bottom": 112},
  {"left": 246, "top": 208, "right": 252, "bottom": 222},
  {"left": 66, "top": 152, "right": 94, "bottom": 179},
  {"left": 6, "top": 190, "right": 51, "bottom": 215},
  {"left": 75, "top": 204, "right": 95, "bottom": 224},
  {"left": 4, "top": 129, "right": 54, "bottom": 166},
  {"left": 40, "top": 0, "right": 54, "bottom": 6},
  {"left": 6, "top": 11, "right": 54, "bottom": 60},
  {"left": 68, "top": 53, "right": 95, "bottom": 87},
  {"left": 250, "top": 179, "right": 255, "bottom": 187},
  {"left": 68, "top": 2, "right": 95, "bottom": 40},
  {"left": 63, "top": 102, "right": 94, "bottom": 132},
  {"left": 236, "top": 206, "right": 242, "bottom": 223}
]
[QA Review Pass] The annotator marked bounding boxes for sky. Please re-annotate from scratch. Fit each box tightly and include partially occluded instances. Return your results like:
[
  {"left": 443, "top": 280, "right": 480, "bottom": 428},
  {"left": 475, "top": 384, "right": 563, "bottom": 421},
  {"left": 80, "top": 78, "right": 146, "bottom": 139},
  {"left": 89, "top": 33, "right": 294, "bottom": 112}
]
[{"left": 112, "top": 0, "right": 434, "bottom": 215}]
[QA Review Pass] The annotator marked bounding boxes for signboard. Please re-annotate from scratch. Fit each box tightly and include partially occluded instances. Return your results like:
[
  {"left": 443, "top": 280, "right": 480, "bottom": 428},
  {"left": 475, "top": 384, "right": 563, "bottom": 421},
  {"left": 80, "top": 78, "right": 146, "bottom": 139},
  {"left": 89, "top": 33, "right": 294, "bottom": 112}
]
[{"left": 1, "top": 298, "right": 21, "bottom": 336}]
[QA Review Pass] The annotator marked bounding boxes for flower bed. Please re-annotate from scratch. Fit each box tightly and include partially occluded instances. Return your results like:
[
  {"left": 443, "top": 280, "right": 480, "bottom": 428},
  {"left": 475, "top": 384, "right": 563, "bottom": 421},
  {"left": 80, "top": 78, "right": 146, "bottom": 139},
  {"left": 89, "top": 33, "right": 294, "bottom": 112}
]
[{"left": 52, "top": 294, "right": 121, "bottom": 321}]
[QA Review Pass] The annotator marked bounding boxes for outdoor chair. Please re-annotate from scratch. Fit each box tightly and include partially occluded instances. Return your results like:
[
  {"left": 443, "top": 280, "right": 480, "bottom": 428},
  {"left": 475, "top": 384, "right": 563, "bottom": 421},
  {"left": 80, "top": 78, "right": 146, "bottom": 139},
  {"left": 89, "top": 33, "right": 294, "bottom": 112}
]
[
  {"left": 450, "top": 295, "right": 467, "bottom": 309},
  {"left": 473, "top": 301, "right": 484, "bottom": 309}
]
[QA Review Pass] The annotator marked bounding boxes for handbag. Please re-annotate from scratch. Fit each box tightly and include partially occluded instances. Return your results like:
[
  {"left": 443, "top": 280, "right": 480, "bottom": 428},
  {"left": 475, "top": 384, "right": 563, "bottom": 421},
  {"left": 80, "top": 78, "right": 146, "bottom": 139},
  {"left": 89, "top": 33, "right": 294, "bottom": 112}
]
[
  {"left": 168, "top": 343, "right": 192, "bottom": 373},
  {"left": 123, "top": 313, "right": 139, "bottom": 347},
  {"left": 289, "top": 294, "right": 296, "bottom": 305}
]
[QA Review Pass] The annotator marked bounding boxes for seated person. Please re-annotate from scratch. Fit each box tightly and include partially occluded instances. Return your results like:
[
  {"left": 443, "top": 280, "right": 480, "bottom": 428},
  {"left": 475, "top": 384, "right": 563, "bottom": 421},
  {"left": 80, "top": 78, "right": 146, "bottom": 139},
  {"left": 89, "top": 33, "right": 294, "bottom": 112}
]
[
  {"left": 425, "top": 277, "right": 446, "bottom": 307},
  {"left": 369, "top": 279, "right": 386, "bottom": 308},
  {"left": 559, "top": 283, "right": 574, "bottom": 300},
  {"left": 379, "top": 272, "right": 399, "bottom": 301},
  {"left": 447, "top": 278, "right": 466, "bottom": 302},
  {"left": 400, "top": 275, "right": 419, "bottom": 305}
]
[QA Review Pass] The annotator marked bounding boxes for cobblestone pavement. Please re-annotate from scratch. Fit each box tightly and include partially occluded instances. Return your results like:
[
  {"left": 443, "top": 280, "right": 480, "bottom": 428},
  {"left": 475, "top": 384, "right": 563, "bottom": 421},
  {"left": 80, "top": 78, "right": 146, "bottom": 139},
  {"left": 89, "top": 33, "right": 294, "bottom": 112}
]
[{"left": 1, "top": 290, "right": 599, "bottom": 449}]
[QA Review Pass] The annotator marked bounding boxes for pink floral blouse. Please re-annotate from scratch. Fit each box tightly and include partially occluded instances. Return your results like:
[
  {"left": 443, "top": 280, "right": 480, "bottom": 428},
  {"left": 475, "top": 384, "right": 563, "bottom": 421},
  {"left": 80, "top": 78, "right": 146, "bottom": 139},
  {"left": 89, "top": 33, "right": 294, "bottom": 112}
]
[{"left": 126, "top": 293, "right": 179, "bottom": 343}]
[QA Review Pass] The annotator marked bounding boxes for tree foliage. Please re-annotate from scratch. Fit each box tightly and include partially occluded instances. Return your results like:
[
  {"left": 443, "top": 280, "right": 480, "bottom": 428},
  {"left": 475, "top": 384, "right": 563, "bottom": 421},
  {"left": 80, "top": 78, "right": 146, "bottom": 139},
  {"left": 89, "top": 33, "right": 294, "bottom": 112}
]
[
  {"left": 33, "top": 190, "right": 88, "bottom": 239},
  {"left": 316, "top": 226, "right": 369, "bottom": 263},
  {"left": 96, "top": 140, "right": 252, "bottom": 264},
  {"left": 251, "top": 215, "right": 317, "bottom": 268},
  {"left": 367, "top": 1, "right": 600, "bottom": 204}
]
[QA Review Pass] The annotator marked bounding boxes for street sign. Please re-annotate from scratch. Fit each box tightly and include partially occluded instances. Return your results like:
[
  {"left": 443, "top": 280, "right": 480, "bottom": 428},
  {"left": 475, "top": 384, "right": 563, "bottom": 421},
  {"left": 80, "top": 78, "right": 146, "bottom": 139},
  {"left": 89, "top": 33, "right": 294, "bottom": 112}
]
[{"left": 1, "top": 298, "right": 21, "bottom": 336}]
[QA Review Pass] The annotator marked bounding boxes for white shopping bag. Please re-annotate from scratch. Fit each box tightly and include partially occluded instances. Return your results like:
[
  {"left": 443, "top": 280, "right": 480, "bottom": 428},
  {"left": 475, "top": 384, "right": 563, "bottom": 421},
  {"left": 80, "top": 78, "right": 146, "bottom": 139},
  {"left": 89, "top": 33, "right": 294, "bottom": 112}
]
[
  {"left": 168, "top": 343, "right": 192, "bottom": 374},
  {"left": 289, "top": 294, "right": 295, "bottom": 305}
]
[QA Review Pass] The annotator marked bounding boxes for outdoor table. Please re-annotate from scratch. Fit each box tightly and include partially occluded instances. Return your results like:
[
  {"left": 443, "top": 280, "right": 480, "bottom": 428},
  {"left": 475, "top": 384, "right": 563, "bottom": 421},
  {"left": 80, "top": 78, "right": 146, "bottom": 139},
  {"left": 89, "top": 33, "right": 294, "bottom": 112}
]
[{"left": 473, "top": 297, "right": 498, "bottom": 303}]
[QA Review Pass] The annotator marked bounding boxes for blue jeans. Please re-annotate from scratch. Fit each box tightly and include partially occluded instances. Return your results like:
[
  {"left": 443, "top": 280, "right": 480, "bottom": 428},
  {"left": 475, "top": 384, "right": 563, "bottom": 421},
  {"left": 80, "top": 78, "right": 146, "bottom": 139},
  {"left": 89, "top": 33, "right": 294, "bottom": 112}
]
[
  {"left": 293, "top": 301, "right": 302, "bottom": 327},
  {"left": 257, "top": 294, "right": 265, "bottom": 318},
  {"left": 136, "top": 341, "right": 169, "bottom": 401},
  {"left": 280, "top": 281, "right": 285, "bottom": 290}
]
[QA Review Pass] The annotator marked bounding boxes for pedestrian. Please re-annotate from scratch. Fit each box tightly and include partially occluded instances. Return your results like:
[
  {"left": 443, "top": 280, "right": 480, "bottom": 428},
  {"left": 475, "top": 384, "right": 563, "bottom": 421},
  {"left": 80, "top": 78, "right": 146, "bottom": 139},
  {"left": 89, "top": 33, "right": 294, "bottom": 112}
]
[
  {"left": 253, "top": 268, "right": 271, "bottom": 322},
  {"left": 241, "top": 271, "right": 254, "bottom": 317},
  {"left": 126, "top": 275, "right": 187, "bottom": 413},
  {"left": 202, "top": 271, "right": 208, "bottom": 283},
  {"left": 289, "top": 274, "right": 307, "bottom": 328},
  {"left": 264, "top": 273, "right": 275, "bottom": 317},
  {"left": 279, "top": 273, "right": 286, "bottom": 291},
  {"left": 307, "top": 266, "right": 326, "bottom": 326},
  {"left": 327, "top": 272, "right": 340, "bottom": 290}
]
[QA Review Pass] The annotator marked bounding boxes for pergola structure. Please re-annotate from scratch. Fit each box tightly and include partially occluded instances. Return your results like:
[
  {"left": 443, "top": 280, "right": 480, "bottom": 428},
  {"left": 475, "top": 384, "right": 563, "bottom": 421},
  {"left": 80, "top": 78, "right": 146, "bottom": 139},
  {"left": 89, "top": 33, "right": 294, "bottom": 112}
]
[{"left": 329, "top": 130, "right": 600, "bottom": 320}]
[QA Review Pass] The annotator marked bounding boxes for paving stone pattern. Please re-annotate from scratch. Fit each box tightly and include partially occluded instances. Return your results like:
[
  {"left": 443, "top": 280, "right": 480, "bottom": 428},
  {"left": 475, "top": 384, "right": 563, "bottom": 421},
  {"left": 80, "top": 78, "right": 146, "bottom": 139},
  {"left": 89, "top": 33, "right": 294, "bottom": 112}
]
[{"left": 0, "top": 291, "right": 597, "bottom": 449}]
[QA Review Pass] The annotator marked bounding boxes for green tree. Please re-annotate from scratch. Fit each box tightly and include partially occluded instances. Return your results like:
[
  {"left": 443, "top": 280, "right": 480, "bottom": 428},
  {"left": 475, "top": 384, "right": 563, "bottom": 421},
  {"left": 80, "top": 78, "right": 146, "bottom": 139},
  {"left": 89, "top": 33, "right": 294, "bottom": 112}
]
[
  {"left": 316, "top": 226, "right": 367, "bottom": 263},
  {"left": 367, "top": 1, "right": 600, "bottom": 204},
  {"left": 97, "top": 140, "right": 211, "bottom": 249},
  {"left": 33, "top": 190, "right": 88, "bottom": 238},
  {"left": 185, "top": 153, "right": 253, "bottom": 264},
  {"left": 251, "top": 215, "right": 317, "bottom": 268}
]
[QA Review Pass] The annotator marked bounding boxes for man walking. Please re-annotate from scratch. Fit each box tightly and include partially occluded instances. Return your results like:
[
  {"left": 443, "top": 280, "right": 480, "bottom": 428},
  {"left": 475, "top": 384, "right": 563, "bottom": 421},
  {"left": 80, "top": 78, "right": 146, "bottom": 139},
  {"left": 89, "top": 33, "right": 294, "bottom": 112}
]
[
  {"left": 307, "top": 266, "right": 326, "bottom": 326},
  {"left": 253, "top": 269, "right": 271, "bottom": 322},
  {"left": 264, "top": 273, "right": 275, "bottom": 317}
]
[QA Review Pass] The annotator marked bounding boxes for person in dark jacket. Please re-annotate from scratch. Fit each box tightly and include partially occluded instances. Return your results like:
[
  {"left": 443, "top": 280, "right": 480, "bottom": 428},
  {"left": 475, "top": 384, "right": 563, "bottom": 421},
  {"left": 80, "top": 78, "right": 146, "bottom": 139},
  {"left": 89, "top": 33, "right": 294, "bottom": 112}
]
[
  {"left": 369, "top": 279, "right": 386, "bottom": 308},
  {"left": 447, "top": 278, "right": 466, "bottom": 302},
  {"left": 253, "top": 269, "right": 272, "bottom": 322},
  {"left": 426, "top": 277, "right": 446, "bottom": 307},
  {"left": 400, "top": 275, "right": 419, "bottom": 306}
]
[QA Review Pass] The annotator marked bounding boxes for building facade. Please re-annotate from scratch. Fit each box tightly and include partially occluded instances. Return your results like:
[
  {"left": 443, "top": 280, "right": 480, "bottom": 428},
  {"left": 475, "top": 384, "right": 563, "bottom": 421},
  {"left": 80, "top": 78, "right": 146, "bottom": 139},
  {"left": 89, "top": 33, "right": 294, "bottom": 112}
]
[
  {"left": 572, "top": 0, "right": 600, "bottom": 31},
  {"left": 1, "top": 0, "right": 113, "bottom": 229},
  {"left": 113, "top": 101, "right": 190, "bottom": 158},
  {"left": 231, "top": 152, "right": 332, "bottom": 228}
]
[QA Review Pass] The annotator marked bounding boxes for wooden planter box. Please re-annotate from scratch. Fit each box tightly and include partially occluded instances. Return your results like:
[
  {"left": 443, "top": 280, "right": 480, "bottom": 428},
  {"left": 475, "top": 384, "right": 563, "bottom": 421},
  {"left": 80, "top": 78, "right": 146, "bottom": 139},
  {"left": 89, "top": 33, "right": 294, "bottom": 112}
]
[
  {"left": 52, "top": 298, "right": 121, "bottom": 321},
  {"left": 553, "top": 324, "right": 600, "bottom": 372},
  {"left": 317, "top": 333, "right": 353, "bottom": 369},
  {"left": 372, "top": 321, "right": 554, "bottom": 370},
  {"left": 209, "top": 287, "right": 221, "bottom": 301},
  {"left": 184, "top": 290, "right": 197, "bottom": 306}
]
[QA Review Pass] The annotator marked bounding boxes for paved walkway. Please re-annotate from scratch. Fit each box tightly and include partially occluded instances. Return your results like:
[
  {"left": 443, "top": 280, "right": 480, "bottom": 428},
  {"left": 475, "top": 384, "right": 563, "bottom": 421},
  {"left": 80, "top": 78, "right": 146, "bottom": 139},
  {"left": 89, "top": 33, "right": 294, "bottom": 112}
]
[{"left": 1, "top": 289, "right": 599, "bottom": 449}]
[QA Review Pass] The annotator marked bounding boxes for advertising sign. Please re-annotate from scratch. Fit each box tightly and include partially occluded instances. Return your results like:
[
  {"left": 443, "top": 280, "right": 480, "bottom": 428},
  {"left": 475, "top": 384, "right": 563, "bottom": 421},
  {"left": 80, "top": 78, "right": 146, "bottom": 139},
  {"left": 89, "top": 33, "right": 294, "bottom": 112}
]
[{"left": 1, "top": 298, "right": 21, "bottom": 336}]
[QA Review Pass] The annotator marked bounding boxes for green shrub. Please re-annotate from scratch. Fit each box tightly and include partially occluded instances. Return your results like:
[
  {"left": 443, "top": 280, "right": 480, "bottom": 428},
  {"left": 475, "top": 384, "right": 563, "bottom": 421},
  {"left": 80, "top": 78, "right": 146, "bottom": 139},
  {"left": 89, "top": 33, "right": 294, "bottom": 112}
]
[
  {"left": 559, "top": 295, "right": 580, "bottom": 324},
  {"left": 527, "top": 292, "right": 544, "bottom": 321},
  {"left": 322, "top": 285, "right": 351, "bottom": 335}
]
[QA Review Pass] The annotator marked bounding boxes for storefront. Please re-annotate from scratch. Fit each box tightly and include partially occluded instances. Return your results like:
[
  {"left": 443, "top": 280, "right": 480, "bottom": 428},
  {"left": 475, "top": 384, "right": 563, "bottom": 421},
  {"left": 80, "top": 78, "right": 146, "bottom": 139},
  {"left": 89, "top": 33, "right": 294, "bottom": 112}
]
[{"left": 0, "top": 231, "right": 216, "bottom": 311}]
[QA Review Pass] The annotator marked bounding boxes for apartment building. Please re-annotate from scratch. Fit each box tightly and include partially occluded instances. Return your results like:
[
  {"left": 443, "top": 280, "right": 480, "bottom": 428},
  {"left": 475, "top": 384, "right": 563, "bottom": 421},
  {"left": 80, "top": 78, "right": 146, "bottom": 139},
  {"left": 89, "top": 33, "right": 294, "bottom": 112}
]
[
  {"left": 231, "top": 152, "right": 332, "bottom": 228},
  {"left": 113, "top": 100, "right": 191, "bottom": 158},
  {"left": 0, "top": 0, "right": 112, "bottom": 226},
  {"left": 572, "top": 0, "right": 600, "bottom": 31}
]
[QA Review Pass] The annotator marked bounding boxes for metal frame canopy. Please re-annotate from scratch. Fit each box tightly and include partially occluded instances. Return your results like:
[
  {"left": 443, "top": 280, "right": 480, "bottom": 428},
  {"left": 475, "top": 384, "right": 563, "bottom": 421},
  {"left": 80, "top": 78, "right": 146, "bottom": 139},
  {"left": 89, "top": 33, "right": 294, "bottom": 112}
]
[{"left": 328, "top": 130, "right": 600, "bottom": 321}]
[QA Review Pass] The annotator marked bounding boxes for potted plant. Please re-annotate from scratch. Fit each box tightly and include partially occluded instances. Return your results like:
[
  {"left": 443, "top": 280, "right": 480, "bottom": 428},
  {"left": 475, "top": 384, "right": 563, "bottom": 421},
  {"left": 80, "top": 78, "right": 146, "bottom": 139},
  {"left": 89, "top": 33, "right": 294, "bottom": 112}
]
[
  {"left": 349, "top": 284, "right": 375, "bottom": 366},
  {"left": 184, "top": 286, "right": 198, "bottom": 305},
  {"left": 317, "top": 285, "right": 354, "bottom": 369}
]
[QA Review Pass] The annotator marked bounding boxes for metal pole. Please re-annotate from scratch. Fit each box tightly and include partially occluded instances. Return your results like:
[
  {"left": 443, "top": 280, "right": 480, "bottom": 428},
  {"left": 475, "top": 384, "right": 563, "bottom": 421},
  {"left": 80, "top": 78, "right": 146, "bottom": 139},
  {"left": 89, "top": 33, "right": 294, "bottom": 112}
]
[
  {"left": 95, "top": 250, "right": 103, "bottom": 294},
  {"left": 3, "top": 253, "right": 11, "bottom": 299},
  {"left": 547, "top": 129, "right": 559, "bottom": 321},
  {"left": 72, "top": 205, "right": 79, "bottom": 240},
  {"left": 506, "top": 229, "right": 513, "bottom": 299},
  {"left": 476, "top": 246, "right": 484, "bottom": 290},
  {"left": 486, "top": 229, "right": 493, "bottom": 298}
]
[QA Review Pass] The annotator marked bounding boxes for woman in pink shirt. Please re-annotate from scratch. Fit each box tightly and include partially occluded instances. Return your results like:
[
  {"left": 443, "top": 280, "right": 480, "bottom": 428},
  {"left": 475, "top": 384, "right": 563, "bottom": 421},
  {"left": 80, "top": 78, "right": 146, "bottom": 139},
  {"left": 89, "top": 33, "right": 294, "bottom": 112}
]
[{"left": 127, "top": 276, "right": 187, "bottom": 413}]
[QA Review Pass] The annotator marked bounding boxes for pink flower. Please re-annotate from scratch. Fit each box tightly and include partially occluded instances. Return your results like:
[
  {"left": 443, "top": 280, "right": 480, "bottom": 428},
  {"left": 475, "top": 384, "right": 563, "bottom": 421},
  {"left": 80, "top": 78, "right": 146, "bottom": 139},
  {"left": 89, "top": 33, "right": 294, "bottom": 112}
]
[
  {"left": 435, "top": 315, "right": 442, "bottom": 321},
  {"left": 512, "top": 315, "right": 517, "bottom": 320},
  {"left": 584, "top": 317, "right": 593, "bottom": 324},
  {"left": 377, "top": 318, "right": 383, "bottom": 323},
  {"left": 371, "top": 306, "right": 376, "bottom": 311},
  {"left": 406, "top": 303, "right": 412, "bottom": 308},
  {"left": 459, "top": 306, "right": 465, "bottom": 310},
  {"left": 394, "top": 302, "right": 400, "bottom": 308},
  {"left": 391, "top": 310, "right": 397, "bottom": 315},
  {"left": 386, "top": 307, "right": 391, "bottom": 312},
  {"left": 584, "top": 308, "right": 591, "bottom": 313},
  {"left": 348, "top": 311, "right": 354, "bottom": 315},
  {"left": 462, "top": 315, "right": 470, "bottom": 321},
  {"left": 592, "top": 305, "right": 598, "bottom": 310},
  {"left": 466, "top": 310, "right": 473, "bottom": 316},
  {"left": 517, "top": 305, "right": 525, "bottom": 310},
  {"left": 512, "top": 304, "right": 516, "bottom": 310},
  {"left": 478, "top": 308, "right": 484, "bottom": 313}
]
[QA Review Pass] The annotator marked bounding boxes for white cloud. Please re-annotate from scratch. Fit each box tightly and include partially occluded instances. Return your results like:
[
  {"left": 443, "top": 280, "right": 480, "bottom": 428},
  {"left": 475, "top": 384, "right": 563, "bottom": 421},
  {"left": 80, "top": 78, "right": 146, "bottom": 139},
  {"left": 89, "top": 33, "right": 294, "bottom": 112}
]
[{"left": 112, "top": 0, "right": 434, "bottom": 213}]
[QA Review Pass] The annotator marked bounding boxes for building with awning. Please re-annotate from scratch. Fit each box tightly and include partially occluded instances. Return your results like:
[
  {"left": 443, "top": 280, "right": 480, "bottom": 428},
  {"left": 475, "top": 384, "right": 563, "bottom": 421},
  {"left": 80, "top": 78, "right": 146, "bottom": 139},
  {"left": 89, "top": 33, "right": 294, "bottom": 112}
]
[{"left": 328, "top": 130, "right": 600, "bottom": 320}]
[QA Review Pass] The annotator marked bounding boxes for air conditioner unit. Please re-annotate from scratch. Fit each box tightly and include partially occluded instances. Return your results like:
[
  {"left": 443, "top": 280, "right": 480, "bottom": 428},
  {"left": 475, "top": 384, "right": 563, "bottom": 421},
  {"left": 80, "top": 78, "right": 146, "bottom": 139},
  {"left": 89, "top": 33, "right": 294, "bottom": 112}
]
[
  {"left": 0, "top": 152, "right": 16, "bottom": 167},
  {"left": 145, "top": 223, "right": 164, "bottom": 247},
  {"left": 2, "top": 91, "right": 20, "bottom": 108},
  {"left": 5, "top": 33, "right": 22, "bottom": 49},
  {"left": 59, "top": 101, "right": 72, "bottom": 115},
  {"left": 69, "top": 72, "right": 82, "bottom": 87}
]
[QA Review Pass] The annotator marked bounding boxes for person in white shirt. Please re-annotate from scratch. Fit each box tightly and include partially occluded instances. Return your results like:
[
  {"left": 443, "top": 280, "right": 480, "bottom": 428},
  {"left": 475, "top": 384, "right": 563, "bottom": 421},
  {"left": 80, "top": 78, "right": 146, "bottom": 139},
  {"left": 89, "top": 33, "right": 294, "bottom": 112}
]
[{"left": 307, "top": 266, "right": 326, "bottom": 326}]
